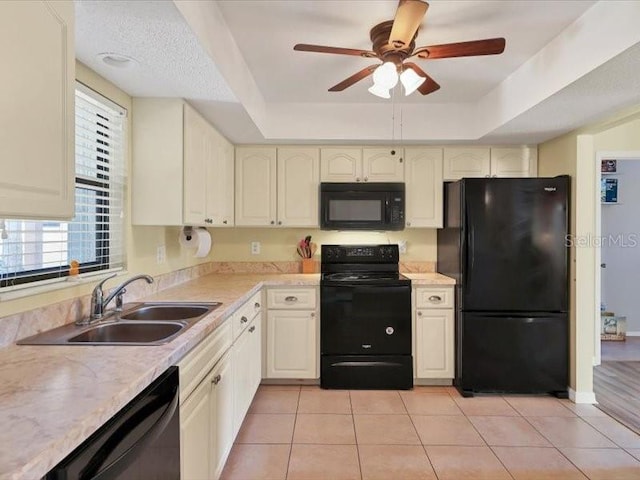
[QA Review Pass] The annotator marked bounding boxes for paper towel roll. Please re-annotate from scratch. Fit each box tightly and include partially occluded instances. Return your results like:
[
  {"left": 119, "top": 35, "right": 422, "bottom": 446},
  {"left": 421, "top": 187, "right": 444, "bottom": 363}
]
[{"left": 179, "top": 227, "right": 212, "bottom": 257}]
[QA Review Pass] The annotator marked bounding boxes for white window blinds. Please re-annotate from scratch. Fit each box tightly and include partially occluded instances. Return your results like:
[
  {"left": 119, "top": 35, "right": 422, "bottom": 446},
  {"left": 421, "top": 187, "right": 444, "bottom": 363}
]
[{"left": 0, "top": 84, "right": 126, "bottom": 289}]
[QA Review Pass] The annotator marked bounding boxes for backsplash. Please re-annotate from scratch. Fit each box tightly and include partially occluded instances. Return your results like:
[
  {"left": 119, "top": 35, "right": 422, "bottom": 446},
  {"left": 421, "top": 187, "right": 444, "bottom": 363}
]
[{"left": 0, "top": 260, "right": 435, "bottom": 348}]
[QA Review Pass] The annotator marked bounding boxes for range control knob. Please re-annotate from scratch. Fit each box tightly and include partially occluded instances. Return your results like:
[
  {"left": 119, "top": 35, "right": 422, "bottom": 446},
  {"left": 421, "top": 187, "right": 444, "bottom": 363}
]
[{"left": 385, "top": 326, "right": 395, "bottom": 335}]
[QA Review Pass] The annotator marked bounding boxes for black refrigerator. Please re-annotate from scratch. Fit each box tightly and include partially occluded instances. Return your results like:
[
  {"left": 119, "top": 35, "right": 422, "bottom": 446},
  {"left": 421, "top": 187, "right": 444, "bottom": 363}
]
[{"left": 437, "top": 176, "right": 569, "bottom": 397}]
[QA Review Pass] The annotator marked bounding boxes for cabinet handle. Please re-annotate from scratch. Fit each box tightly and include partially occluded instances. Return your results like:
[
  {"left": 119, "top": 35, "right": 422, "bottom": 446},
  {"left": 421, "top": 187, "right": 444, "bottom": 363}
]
[
  {"left": 364, "top": 177, "right": 368, "bottom": 182},
  {"left": 429, "top": 295, "right": 442, "bottom": 302},
  {"left": 240, "top": 316, "right": 248, "bottom": 323},
  {"left": 485, "top": 174, "right": 490, "bottom": 178},
  {"left": 399, "top": 157, "right": 403, "bottom": 163},
  {"left": 270, "top": 220, "right": 275, "bottom": 225},
  {"left": 249, "top": 325, "right": 256, "bottom": 333},
  {"left": 356, "top": 177, "right": 360, "bottom": 182},
  {"left": 284, "top": 296, "right": 298, "bottom": 303},
  {"left": 212, "top": 374, "right": 222, "bottom": 385},
  {"left": 223, "top": 220, "right": 228, "bottom": 224},
  {"left": 278, "top": 221, "right": 282, "bottom": 225},
  {"left": 255, "top": 302, "right": 261, "bottom": 309},
  {"left": 418, "top": 311, "right": 423, "bottom": 316},
  {"left": 310, "top": 312, "right": 315, "bottom": 318}
]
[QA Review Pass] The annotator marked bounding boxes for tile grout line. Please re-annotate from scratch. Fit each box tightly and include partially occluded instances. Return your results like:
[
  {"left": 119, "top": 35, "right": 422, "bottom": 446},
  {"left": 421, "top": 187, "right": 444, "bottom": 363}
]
[
  {"left": 349, "top": 390, "right": 364, "bottom": 480},
  {"left": 400, "top": 390, "right": 442, "bottom": 480},
  {"left": 284, "top": 386, "right": 301, "bottom": 480}
]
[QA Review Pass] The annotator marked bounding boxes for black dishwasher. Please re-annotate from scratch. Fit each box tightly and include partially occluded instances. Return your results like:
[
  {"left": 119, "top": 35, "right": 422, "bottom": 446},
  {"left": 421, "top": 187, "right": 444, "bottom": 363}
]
[{"left": 45, "top": 367, "right": 180, "bottom": 480}]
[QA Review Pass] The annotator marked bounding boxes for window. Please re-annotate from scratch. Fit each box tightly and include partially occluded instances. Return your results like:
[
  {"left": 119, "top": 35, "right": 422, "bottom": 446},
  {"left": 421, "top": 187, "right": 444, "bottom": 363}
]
[{"left": 0, "top": 84, "right": 126, "bottom": 289}]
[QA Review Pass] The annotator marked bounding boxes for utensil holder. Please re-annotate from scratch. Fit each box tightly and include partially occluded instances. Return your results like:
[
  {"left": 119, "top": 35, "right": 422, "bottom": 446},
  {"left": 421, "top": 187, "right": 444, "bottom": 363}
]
[{"left": 301, "top": 258, "right": 316, "bottom": 274}]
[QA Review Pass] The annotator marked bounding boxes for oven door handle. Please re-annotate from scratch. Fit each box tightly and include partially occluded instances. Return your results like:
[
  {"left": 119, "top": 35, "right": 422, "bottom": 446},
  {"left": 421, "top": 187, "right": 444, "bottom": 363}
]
[{"left": 79, "top": 384, "right": 179, "bottom": 480}]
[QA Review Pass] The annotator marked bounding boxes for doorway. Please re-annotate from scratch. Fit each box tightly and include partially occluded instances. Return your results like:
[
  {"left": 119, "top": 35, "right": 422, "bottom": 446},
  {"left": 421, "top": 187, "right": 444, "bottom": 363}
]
[{"left": 594, "top": 154, "right": 640, "bottom": 433}]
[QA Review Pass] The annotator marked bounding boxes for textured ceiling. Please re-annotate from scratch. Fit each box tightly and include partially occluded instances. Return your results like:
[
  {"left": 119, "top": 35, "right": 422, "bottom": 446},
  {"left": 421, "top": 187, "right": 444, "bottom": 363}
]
[{"left": 75, "top": 0, "right": 640, "bottom": 145}]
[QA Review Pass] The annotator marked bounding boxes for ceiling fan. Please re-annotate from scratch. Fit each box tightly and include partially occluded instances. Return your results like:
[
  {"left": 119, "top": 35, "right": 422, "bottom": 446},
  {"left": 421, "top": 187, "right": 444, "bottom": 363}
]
[{"left": 293, "top": 0, "right": 506, "bottom": 98}]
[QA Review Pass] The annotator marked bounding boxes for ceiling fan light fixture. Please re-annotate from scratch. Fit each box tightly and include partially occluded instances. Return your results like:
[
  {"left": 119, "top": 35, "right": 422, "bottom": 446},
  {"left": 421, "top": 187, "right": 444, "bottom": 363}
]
[
  {"left": 368, "top": 83, "right": 391, "bottom": 99},
  {"left": 400, "top": 68, "right": 426, "bottom": 96},
  {"left": 372, "top": 61, "right": 399, "bottom": 89}
]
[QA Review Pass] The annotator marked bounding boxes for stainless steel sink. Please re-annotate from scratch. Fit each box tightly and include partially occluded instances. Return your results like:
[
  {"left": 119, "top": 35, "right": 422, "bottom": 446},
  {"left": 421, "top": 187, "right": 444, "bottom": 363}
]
[
  {"left": 120, "top": 304, "right": 212, "bottom": 321},
  {"left": 17, "top": 301, "right": 222, "bottom": 346},
  {"left": 67, "top": 321, "right": 186, "bottom": 344}
]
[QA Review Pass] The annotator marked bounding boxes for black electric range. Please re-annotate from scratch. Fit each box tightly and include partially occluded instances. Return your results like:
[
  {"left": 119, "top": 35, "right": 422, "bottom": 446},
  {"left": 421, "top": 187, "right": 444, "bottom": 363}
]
[{"left": 320, "top": 244, "right": 412, "bottom": 390}]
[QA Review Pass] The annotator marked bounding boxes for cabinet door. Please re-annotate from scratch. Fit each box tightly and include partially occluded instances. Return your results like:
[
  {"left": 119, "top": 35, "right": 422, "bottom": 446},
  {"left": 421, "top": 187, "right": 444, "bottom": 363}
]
[
  {"left": 320, "top": 147, "right": 362, "bottom": 182},
  {"left": 183, "top": 104, "right": 209, "bottom": 225},
  {"left": 266, "top": 310, "right": 317, "bottom": 378},
  {"left": 443, "top": 147, "right": 491, "bottom": 181},
  {"left": 404, "top": 147, "right": 443, "bottom": 228},
  {"left": 232, "top": 316, "right": 262, "bottom": 437},
  {"left": 211, "top": 353, "right": 234, "bottom": 480},
  {"left": 362, "top": 148, "right": 405, "bottom": 182},
  {"left": 490, "top": 147, "right": 537, "bottom": 178},
  {"left": 180, "top": 375, "right": 212, "bottom": 480},
  {"left": 235, "top": 147, "right": 277, "bottom": 226},
  {"left": 207, "top": 130, "right": 235, "bottom": 226},
  {"left": 277, "top": 147, "right": 320, "bottom": 227},
  {"left": 415, "top": 309, "right": 454, "bottom": 379},
  {"left": 0, "top": 1, "right": 75, "bottom": 219}
]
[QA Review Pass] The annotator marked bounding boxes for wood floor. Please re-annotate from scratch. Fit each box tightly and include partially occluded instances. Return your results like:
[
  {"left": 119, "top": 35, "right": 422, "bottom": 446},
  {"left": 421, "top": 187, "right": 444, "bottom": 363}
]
[{"left": 595, "top": 338, "right": 640, "bottom": 434}]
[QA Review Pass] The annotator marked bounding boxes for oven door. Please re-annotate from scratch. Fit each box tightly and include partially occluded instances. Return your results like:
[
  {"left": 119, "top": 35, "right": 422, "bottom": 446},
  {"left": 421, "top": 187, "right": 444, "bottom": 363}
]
[{"left": 321, "top": 283, "right": 411, "bottom": 355}]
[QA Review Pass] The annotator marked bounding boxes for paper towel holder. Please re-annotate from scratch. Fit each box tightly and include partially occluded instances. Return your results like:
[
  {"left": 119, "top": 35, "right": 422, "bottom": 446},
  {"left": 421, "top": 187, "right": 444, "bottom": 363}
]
[{"left": 183, "top": 226, "right": 193, "bottom": 241}]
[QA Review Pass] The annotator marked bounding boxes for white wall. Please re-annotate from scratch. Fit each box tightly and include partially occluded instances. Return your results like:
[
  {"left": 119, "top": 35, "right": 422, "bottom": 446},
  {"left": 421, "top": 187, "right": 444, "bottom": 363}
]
[{"left": 601, "top": 159, "right": 640, "bottom": 333}]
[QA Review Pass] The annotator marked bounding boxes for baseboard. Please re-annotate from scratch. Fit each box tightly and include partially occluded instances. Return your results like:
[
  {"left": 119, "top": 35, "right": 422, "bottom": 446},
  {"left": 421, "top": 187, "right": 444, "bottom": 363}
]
[
  {"left": 568, "top": 387, "right": 597, "bottom": 404},
  {"left": 413, "top": 378, "right": 453, "bottom": 386},
  {"left": 625, "top": 331, "right": 640, "bottom": 337}
]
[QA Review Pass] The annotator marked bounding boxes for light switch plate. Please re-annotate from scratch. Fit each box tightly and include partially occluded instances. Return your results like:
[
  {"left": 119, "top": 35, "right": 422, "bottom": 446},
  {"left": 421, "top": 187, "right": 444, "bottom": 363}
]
[
  {"left": 156, "top": 245, "right": 166, "bottom": 264},
  {"left": 398, "top": 240, "right": 407, "bottom": 254}
]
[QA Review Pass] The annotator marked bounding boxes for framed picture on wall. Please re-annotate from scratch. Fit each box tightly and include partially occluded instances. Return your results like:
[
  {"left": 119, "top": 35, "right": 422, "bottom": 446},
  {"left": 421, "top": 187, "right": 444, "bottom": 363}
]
[{"left": 601, "top": 159, "right": 617, "bottom": 173}]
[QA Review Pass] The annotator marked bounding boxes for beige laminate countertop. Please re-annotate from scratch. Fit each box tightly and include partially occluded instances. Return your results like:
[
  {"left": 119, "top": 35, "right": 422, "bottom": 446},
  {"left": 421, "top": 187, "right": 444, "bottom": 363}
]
[{"left": 0, "top": 272, "right": 453, "bottom": 480}]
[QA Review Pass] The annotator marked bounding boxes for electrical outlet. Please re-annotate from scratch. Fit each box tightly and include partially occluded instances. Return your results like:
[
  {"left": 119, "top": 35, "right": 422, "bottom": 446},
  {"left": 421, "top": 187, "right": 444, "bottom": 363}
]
[
  {"left": 251, "top": 241, "right": 261, "bottom": 255},
  {"left": 156, "top": 245, "right": 166, "bottom": 264},
  {"left": 398, "top": 240, "right": 407, "bottom": 254}
]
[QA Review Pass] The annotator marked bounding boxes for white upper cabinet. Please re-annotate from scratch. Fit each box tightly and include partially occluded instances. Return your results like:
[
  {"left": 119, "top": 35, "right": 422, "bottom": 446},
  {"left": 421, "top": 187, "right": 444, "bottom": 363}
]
[
  {"left": 320, "top": 147, "right": 362, "bottom": 182},
  {"left": 183, "top": 104, "right": 209, "bottom": 225},
  {"left": 362, "top": 148, "right": 405, "bottom": 182},
  {"left": 277, "top": 148, "right": 320, "bottom": 227},
  {"left": 236, "top": 146, "right": 320, "bottom": 227},
  {"left": 132, "top": 99, "right": 234, "bottom": 226},
  {"left": 404, "top": 147, "right": 443, "bottom": 228},
  {"left": 444, "top": 146, "right": 537, "bottom": 180},
  {"left": 0, "top": 0, "right": 75, "bottom": 220},
  {"left": 490, "top": 147, "right": 538, "bottom": 177},
  {"left": 207, "top": 129, "right": 235, "bottom": 226},
  {"left": 320, "top": 147, "right": 404, "bottom": 182},
  {"left": 443, "top": 147, "right": 491, "bottom": 181},
  {"left": 235, "top": 147, "right": 277, "bottom": 226}
]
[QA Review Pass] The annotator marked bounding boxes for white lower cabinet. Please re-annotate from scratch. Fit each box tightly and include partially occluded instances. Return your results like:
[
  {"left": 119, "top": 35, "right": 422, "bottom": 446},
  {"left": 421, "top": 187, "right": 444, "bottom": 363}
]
[
  {"left": 180, "top": 371, "right": 211, "bottom": 480},
  {"left": 265, "top": 287, "right": 318, "bottom": 379},
  {"left": 266, "top": 310, "right": 317, "bottom": 378},
  {"left": 232, "top": 314, "right": 262, "bottom": 437},
  {"left": 414, "top": 287, "right": 455, "bottom": 380},
  {"left": 211, "top": 354, "right": 234, "bottom": 480}
]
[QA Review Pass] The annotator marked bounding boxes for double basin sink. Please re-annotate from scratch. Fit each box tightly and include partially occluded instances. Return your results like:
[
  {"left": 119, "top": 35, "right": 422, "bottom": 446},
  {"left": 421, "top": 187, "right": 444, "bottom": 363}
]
[{"left": 17, "top": 302, "right": 222, "bottom": 346}]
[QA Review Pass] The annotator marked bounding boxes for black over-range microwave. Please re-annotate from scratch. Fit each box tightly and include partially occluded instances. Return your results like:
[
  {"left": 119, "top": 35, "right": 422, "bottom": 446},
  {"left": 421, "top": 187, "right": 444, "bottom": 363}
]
[{"left": 320, "top": 182, "right": 405, "bottom": 231}]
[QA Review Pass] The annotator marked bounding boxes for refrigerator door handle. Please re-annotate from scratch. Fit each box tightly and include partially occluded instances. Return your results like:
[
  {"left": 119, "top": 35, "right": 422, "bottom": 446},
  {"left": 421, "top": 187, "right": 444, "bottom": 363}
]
[{"left": 470, "top": 224, "right": 475, "bottom": 271}]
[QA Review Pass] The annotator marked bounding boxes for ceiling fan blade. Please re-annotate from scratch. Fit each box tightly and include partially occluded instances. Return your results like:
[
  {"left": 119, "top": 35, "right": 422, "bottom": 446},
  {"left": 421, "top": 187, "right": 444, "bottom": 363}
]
[
  {"left": 389, "top": 0, "right": 429, "bottom": 49},
  {"left": 403, "top": 62, "right": 440, "bottom": 95},
  {"left": 294, "top": 44, "right": 377, "bottom": 58},
  {"left": 328, "top": 65, "right": 379, "bottom": 92},
  {"left": 413, "top": 38, "right": 506, "bottom": 59}
]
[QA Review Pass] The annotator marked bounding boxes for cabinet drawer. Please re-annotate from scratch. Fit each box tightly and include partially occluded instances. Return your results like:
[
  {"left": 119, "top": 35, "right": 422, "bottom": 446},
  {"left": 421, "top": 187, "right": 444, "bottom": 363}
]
[
  {"left": 415, "top": 287, "right": 454, "bottom": 309},
  {"left": 232, "top": 291, "right": 262, "bottom": 340},
  {"left": 178, "top": 322, "right": 232, "bottom": 402},
  {"left": 267, "top": 288, "right": 317, "bottom": 309}
]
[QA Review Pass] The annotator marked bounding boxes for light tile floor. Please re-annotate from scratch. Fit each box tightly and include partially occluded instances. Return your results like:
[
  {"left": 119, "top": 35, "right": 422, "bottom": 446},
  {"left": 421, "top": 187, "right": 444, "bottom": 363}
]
[{"left": 220, "top": 385, "right": 640, "bottom": 480}]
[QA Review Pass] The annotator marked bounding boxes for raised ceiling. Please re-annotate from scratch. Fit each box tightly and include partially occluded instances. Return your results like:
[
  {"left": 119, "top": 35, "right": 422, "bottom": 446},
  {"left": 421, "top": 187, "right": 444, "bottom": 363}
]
[{"left": 76, "top": 1, "right": 640, "bottom": 145}]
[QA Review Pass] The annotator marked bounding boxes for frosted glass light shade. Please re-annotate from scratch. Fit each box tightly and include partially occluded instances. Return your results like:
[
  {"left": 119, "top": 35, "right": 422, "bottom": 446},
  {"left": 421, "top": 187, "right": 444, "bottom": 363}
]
[
  {"left": 368, "top": 83, "right": 391, "bottom": 99},
  {"left": 372, "top": 62, "right": 399, "bottom": 89},
  {"left": 400, "top": 68, "right": 426, "bottom": 96}
]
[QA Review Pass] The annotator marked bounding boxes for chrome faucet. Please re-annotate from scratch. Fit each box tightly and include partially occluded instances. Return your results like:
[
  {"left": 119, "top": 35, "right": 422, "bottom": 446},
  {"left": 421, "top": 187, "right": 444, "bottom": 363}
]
[{"left": 79, "top": 273, "right": 154, "bottom": 325}]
